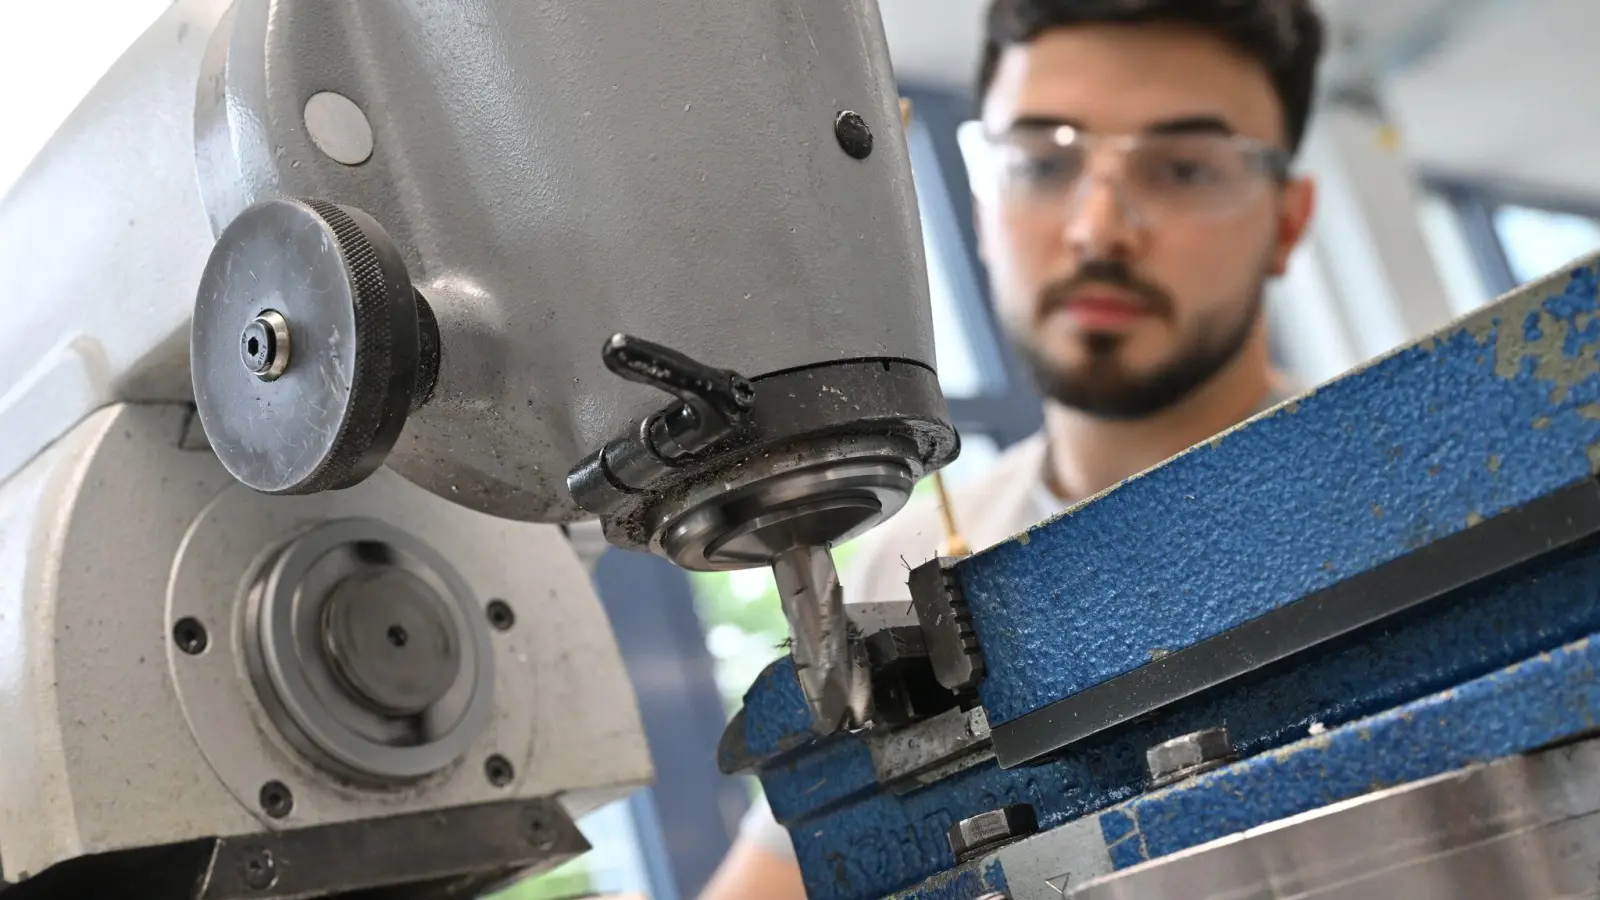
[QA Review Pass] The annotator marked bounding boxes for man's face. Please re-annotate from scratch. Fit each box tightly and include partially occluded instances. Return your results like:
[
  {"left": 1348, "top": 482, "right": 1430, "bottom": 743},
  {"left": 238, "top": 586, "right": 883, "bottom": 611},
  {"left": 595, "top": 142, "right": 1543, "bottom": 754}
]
[{"left": 975, "top": 24, "right": 1314, "bottom": 418}]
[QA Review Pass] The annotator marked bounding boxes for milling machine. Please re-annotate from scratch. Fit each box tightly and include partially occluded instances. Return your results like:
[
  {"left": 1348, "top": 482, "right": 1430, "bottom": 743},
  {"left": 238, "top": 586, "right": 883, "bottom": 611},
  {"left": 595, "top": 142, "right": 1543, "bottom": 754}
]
[
  {"left": 10, "top": 1, "right": 1600, "bottom": 899},
  {"left": 0, "top": 0, "right": 955, "bottom": 896}
]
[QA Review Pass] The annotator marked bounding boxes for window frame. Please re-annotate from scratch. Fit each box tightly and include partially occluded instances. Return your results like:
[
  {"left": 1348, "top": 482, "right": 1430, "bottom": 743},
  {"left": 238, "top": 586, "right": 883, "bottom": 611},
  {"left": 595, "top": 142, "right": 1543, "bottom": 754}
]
[{"left": 1427, "top": 176, "right": 1600, "bottom": 296}]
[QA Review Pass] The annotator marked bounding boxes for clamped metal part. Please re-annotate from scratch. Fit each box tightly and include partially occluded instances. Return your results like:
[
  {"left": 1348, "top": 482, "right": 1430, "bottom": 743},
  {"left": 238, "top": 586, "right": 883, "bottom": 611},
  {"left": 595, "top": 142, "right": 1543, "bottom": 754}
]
[
  {"left": 570, "top": 334, "right": 756, "bottom": 511},
  {"left": 909, "top": 556, "right": 986, "bottom": 694},
  {"left": 190, "top": 197, "right": 441, "bottom": 495}
]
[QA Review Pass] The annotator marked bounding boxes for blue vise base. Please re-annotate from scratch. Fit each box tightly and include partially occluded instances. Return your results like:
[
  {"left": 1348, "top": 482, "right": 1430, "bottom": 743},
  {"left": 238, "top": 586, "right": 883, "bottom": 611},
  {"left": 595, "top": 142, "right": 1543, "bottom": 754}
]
[
  {"left": 888, "top": 626, "right": 1600, "bottom": 900},
  {"left": 725, "top": 253, "right": 1600, "bottom": 900}
]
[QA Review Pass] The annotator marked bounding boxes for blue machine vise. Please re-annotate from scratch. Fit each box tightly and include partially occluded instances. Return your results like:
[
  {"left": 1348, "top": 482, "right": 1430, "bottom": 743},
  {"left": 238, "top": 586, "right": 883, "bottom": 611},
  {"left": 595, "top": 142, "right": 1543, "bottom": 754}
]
[{"left": 719, "top": 252, "right": 1600, "bottom": 900}]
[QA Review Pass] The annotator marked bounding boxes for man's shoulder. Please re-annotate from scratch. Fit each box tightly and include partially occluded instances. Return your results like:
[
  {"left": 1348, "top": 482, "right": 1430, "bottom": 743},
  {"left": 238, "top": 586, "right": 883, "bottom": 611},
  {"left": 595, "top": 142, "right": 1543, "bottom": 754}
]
[{"left": 842, "top": 433, "right": 1049, "bottom": 604}]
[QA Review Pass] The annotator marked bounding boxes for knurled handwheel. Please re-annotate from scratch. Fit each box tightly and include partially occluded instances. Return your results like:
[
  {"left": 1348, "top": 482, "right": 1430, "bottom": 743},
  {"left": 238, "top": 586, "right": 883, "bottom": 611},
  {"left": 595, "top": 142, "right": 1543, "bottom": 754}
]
[{"left": 191, "top": 198, "right": 421, "bottom": 494}]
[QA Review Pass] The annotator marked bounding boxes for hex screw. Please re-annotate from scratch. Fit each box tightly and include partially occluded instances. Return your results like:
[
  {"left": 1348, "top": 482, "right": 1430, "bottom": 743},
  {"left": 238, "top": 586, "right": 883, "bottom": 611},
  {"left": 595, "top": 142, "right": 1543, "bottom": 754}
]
[
  {"left": 1146, "top": 727, "right": 1236, "bottom": 788},
  {"left": 174, "top": 617, "right": 209, "bottom": 655}
]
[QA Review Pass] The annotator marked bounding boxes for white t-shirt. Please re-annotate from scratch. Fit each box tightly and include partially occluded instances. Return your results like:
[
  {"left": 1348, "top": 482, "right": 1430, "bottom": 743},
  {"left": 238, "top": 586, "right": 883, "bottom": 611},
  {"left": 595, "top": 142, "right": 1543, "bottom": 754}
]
[{"left": 739, "top": 432, "right": 1064, "bottom": 859}]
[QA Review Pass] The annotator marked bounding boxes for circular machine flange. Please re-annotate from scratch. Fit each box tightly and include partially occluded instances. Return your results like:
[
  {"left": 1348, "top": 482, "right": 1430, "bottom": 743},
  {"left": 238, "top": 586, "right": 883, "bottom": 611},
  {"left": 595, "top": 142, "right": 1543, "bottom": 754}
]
[
  {"left": 653, "top": 435, "right": 920, "bottom": 572},
  {"left": 191, "top": 198, "right": 420, "bottom": 495},
  {"left": 578, "top": 359, "right": 959, "bottom": 556},
  {"left": 244, "top": 519, "right": 495, "bottom": 783},
  {"left": 165, "top": 474, "right": 544, "bottom": 826}
]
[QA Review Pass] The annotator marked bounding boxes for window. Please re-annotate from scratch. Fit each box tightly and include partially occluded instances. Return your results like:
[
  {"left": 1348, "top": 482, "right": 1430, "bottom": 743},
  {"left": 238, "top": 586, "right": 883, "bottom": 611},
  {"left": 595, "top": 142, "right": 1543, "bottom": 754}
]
[
  {"left": 1428, "top": 183, "right": 1600, "bottom": 300},
  {"left": 1492, "top": 204, "right": 1600, "bottom": 286},
  {"left": 1416, "top": 193, "right": 1494, "bottom": 316},
  {"left": 926, "top": 204, "right": 986, "bottom": 398}
]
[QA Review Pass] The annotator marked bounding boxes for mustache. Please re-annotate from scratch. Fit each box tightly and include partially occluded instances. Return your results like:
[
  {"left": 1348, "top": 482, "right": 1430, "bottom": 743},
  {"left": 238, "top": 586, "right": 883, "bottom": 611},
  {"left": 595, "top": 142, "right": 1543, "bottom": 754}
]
[{"left": 1040, "top": 260, "right": 1174, "bottom": 318}]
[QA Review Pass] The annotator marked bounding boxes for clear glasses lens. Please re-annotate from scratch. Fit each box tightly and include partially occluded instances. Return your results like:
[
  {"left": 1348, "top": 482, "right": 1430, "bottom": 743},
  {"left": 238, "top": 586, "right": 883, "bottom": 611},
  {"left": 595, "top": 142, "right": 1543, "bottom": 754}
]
[{"left": 965, "top": 125, "right": 1276, "bottom": 222}]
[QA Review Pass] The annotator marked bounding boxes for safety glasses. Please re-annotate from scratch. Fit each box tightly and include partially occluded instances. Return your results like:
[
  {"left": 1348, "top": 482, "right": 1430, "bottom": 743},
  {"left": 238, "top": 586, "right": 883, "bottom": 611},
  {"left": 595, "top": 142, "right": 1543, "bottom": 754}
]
[{"left": 957, "top": 120, "right": 1291, "bottom": 226}]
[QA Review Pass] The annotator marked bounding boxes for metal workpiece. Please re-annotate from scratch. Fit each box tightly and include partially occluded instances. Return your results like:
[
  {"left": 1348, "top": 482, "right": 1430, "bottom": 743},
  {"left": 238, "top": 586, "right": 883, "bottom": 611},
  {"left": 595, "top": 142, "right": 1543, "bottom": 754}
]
[
  {"left": 948, "top": 806, "right": 1039, "bottom": 863},
  {"left": 864, "top": 625, "right": 966, "bottom": 728},
  {"left": 870, "top": 706, "right": 994, "bottom": 793},
  {"left": 910, "top": 556, "right": 986, "bottom": 693},
  {"left": 772, "top": 544, "right": 872, "bottom": 734},
  {"left": 1144, "top": 728, "right": 1234, "bottom": 788},
  {"left": 716, "top": 599, "right": 941, "bottom": 776},
  {"left": 0, "top": 403, "right": 650, "bottom": 892},
  {"left": 191, "top": 0, "right": 937, "bottom": 523},
  {"left": 1074, "top": 736, "right": 1600, "bottom": 900}
]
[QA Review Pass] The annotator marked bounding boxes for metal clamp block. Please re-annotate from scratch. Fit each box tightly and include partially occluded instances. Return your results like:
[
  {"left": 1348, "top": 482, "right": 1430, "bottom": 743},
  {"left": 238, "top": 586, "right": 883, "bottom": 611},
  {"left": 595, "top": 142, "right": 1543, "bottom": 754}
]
[{"left": 909, "top": 556, "right": 985, "bottom": 693}]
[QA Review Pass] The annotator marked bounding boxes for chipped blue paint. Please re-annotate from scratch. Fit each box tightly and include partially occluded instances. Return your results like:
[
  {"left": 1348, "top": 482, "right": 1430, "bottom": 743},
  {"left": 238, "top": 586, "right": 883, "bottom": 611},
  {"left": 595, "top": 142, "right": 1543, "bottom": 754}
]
[
  {"left": 885, "top": 627, "right": 1600, "bottom": 899},
  {"left": 959, "top": 261, "right": 1600, "bottom": 725},
  {"left": 1100, "top": 810, "right": 1146, "bottom": 870},
  {"left": 761, "top": 735, "right": 879, "bottom": 822},
  {"left": 883, "top": 859, "right": 1008, "bottom": 900},
  {"left": 734, "top": 655, "right": 812, "bottom": 759},
  {"left": 757, "top": 537, "right": 1600, "bottom": 900},
  {"left": 1107, "top": 628, "right": 1600, "bottom": 866}
]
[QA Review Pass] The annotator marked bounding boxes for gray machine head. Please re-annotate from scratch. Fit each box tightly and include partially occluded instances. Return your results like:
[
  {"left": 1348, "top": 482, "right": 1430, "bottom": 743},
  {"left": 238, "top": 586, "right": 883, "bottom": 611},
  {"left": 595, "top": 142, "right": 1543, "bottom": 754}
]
[
  {"left": 0, "top": 0, "right": 958, "bottom": 895},
  {"left": 187, "top": 0, "right": 959, "bottom": 571}
]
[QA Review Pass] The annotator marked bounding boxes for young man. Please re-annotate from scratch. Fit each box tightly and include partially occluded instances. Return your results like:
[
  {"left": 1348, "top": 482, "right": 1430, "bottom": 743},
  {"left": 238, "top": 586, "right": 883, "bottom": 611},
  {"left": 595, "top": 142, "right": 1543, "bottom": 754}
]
[{"left": 699, "top": 1, "right": 1323, "bottom": 896}]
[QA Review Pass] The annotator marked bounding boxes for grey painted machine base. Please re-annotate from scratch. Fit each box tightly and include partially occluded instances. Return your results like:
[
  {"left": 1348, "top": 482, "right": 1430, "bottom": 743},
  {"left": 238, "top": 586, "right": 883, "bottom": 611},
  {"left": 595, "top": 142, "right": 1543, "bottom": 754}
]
[{"left": 0, "top": 404, "right": 649, "bottom": 896}]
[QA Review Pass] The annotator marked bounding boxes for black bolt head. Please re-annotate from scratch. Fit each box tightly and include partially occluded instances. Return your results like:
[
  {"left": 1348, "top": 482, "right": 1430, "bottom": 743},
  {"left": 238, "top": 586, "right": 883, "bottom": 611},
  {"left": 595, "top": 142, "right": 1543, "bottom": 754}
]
[
  {"left": 486, "top": 599, "right": 516, "bottom": 631},
  {"left": 259, "top": 780, "right": 294, "bottom": 819},
  {"left": 835, "top": 111, "right": 873, "bottom": 160},
  {"left": 485, "top": 754, "right": 515, "bottom": 787},
  {"left": 524, "top": 812, "right": 559, "bottom": 852},
  {"left": 240, "top": 849, "right": 278, "bottom": 890},
  {"left": 174, "top": 618, "right": 209, "bottom": 655}
]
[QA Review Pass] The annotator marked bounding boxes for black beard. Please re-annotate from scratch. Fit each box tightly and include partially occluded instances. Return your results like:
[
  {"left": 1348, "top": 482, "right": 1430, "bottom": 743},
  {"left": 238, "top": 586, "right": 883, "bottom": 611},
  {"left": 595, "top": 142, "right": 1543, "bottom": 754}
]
[{"left": 1013, "top": 288, "right": 1265, "bottom": 421}]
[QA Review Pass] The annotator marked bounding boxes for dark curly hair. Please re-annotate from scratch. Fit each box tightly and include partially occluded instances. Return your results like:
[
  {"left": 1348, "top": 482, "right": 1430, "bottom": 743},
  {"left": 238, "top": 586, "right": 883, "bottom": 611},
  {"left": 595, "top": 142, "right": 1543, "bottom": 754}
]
[{"left": 977, "top": 0, "right": 1326, "bottom": 153}]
